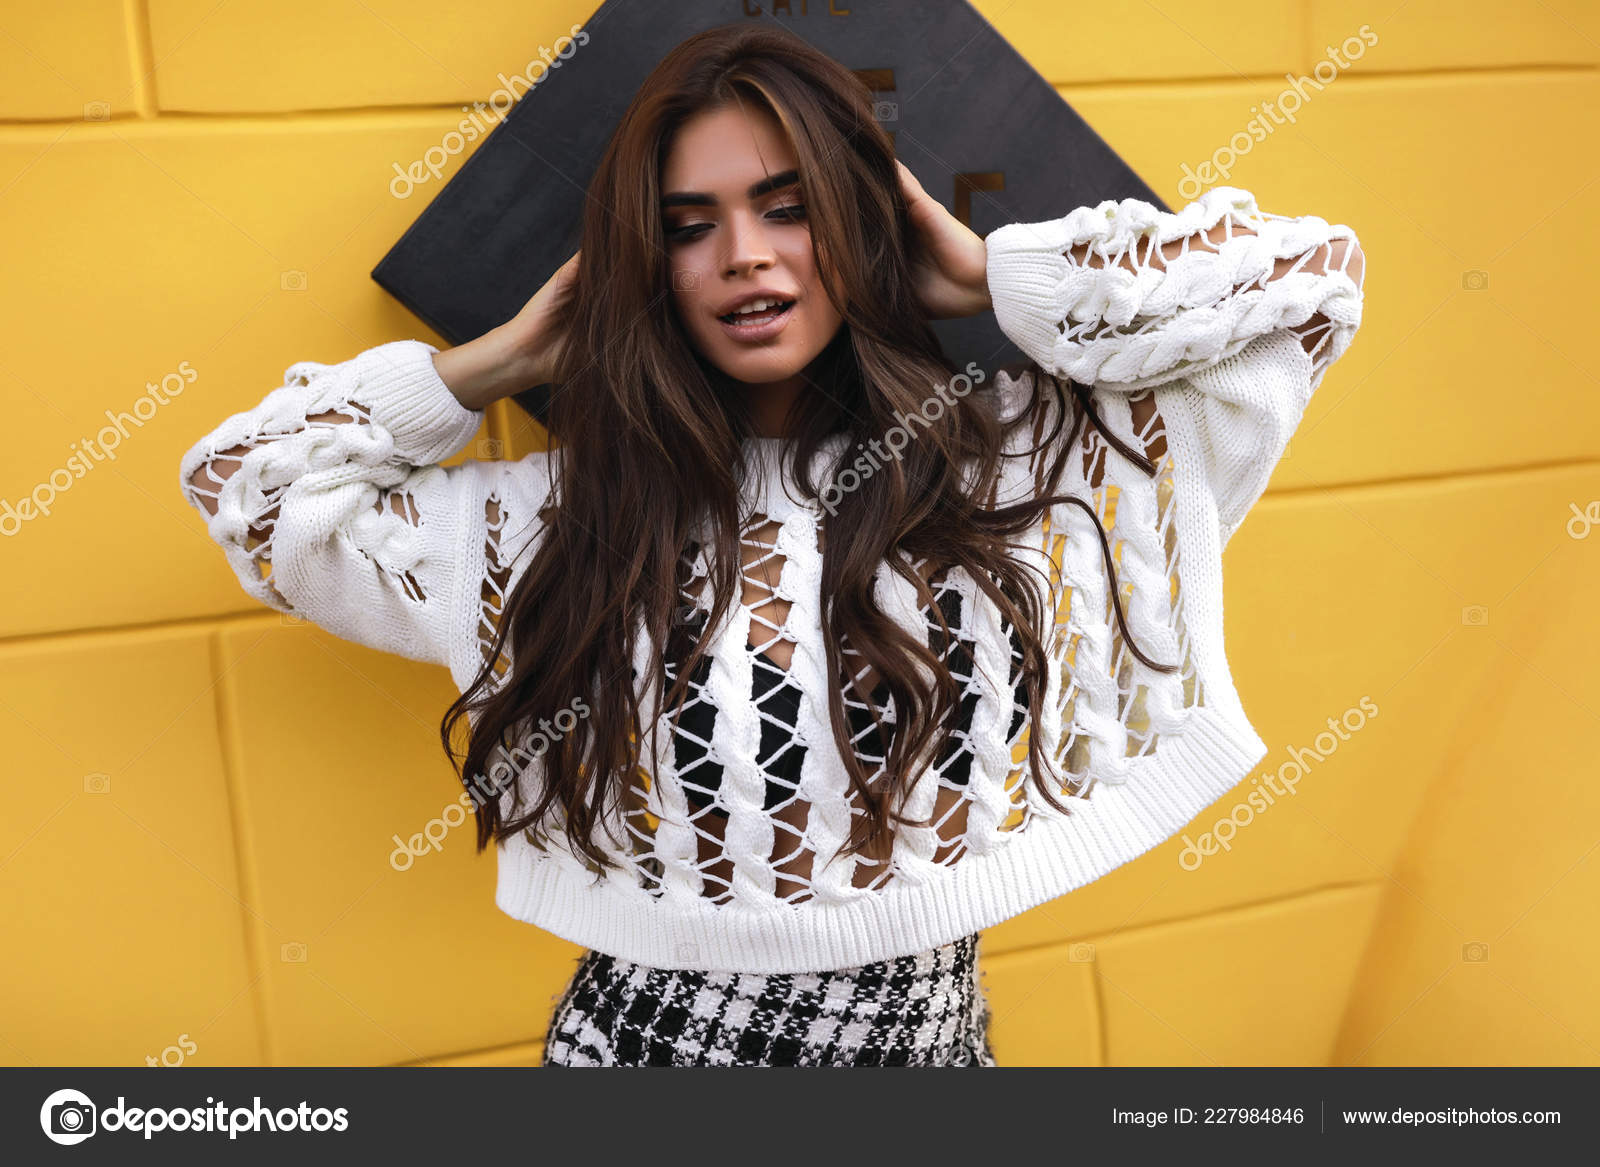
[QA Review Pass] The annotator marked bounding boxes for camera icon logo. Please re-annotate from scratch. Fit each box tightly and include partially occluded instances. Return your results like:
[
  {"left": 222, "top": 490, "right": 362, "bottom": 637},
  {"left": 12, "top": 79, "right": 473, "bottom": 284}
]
[
  {"left": 40, "top": 1088, "right": 97, "bottom": 1145},
  {"left": 672, "top": 269, "right": 700, "bottom": 291},
  {"left": 872, "top": 100, "right": 899, "bottom": 122},
  {"left": 281, "top": 270, "right": 308, "bottom": 291}
]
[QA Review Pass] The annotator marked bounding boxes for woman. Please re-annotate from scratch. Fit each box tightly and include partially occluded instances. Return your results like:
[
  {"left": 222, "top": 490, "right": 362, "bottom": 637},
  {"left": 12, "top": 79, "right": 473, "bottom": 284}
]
[{"left": 179, "top": 23, "right": 1364, "bottom": 1067}]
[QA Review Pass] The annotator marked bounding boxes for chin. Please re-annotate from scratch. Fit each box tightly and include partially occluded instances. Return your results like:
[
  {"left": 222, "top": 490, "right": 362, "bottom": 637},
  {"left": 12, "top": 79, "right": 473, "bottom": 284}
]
[{"left": 709, "top": 348, "right": 810, "bottom": 385}]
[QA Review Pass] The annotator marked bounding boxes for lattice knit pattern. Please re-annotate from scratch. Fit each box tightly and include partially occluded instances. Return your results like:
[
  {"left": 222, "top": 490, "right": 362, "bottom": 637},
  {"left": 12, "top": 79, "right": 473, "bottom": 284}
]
[{"left": 179, "top": 186, "right": 1364, "bottom": 975}]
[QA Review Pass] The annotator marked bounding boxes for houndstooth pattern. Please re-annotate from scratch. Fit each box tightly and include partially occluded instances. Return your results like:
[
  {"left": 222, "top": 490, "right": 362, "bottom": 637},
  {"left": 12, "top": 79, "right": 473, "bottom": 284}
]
[{"left": 542, "top": 932, "right": 996, "bottom": 1067}]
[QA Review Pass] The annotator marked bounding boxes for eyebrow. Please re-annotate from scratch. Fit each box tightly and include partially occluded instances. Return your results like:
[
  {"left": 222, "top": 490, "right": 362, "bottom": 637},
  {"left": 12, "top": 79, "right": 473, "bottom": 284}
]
[{"left": 660, "top": 168, "right": 800, "bottom": 209}]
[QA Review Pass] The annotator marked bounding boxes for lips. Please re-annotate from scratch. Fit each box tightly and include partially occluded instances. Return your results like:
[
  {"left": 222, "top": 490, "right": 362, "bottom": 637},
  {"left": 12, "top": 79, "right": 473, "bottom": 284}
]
[{"left": 717, "top": 299, "right": 795, "bottom": 342}]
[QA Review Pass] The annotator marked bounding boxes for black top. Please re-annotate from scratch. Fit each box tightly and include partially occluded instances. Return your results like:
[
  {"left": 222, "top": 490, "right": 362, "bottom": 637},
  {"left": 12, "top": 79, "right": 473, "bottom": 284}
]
[{"left": 664, "top": 585, "right": 1029, "bottom": 815}]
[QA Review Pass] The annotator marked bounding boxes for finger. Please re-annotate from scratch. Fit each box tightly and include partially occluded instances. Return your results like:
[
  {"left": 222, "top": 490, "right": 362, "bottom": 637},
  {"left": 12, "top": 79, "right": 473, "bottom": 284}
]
[{"left": 896, "top": 159, "right": 932, "bottom": 207}]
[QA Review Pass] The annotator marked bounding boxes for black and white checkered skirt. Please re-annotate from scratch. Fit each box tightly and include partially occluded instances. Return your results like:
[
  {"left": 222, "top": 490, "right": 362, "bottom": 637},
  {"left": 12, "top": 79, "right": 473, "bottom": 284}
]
[{"left": 541, "top": 932, "right": 997, "bottom": 1067}]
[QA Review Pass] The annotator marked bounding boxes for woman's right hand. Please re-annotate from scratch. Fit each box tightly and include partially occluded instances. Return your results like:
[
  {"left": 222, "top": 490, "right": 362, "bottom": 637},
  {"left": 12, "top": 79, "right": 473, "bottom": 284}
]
[
  {"left": 432, "top": 250, "right": 581, "bottom": 411},
  {"left": 506, "top": 249, "right": 581, "bottom": 387}
]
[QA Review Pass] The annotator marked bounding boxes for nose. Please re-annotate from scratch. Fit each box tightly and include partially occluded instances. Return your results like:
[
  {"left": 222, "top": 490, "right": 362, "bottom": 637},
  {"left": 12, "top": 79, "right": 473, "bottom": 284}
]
[{"left": 722, "top": 206, "right": 777, "bottom": 277}]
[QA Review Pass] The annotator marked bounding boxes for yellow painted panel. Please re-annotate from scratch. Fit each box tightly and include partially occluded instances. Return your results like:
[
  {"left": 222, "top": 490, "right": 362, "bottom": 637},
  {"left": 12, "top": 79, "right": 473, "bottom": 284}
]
[
  {"left": 0, "top": 3, "right": 136, "bottom": 121},
  {"left": 405, "top": 1041, "right": 545, "bottom": 1067},
  {"left": 1334, "top": 531, "right": 1600, "bottom": 1064},
  {"left": 982, "top": 940, "right": 1100, "bottom": 1067},
  {"left": 1336, "top": 896, "right": 1598, "bottom": 1066},
  {"left": 1218, "top": 468, "right": 1597, "bottom": 867},
  {"left": 1064, "top": 74, "right": 1600, "bottom": 487},
  {"left": 1094, "top": 885, "right": 1384, "bottom": 1065},
  {"left": 144, "top": 0, "right": 1301, "bottom": 110},
  {"left": 148, "top": 0, "right": 589, "bottom": 112},
  {"left": 0, "top": 120, "right": 488, "bottom": 639},
  {"left": 976, "top": 0, "right": 1303, "bottom": 84},
  {"left": 990, "top": 470, "right": 1546, "bottom": 956},
  {"left": 218, "top": 622, "right": 581, "bottom": 1065},
  {"left": 0, "top": 630, "right": 260, "bottom": 1066},
  {"left": 1312, "top": 0, "right": 1600, "bottom": 70}
]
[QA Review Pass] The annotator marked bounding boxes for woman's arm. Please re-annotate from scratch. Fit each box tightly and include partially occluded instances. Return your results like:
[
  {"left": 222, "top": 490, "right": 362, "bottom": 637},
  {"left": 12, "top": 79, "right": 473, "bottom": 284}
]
[
  {"left": 986, "top": 186, "right": 1366, "bottom": 542},
  {"left": 189, "top": 324, "right": 532, "bottom": 507},
  {"left": 1061, "top": 212, "right": 1364, "bottom": 373},
  {"left": 430, "top": 315, "right": 556, "bottom": 411},
  {"left": 182, "top": 255, "right": 576, "bottom": 671},
  {"left": 179, "top": 339, "right": 553, "bottom": 674}
]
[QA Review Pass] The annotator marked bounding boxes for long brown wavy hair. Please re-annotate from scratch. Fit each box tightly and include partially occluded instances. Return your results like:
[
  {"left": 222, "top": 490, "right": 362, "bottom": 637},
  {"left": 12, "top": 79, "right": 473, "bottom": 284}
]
[{"left": 439, "top": 21, "right": 1174, "bottom": 876}]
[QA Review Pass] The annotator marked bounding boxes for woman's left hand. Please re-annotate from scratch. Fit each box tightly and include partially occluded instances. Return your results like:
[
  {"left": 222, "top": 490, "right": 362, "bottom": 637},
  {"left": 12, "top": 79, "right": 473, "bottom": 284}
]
[{"left": 895, "top": 159, "right": 993, "bottom": 320}]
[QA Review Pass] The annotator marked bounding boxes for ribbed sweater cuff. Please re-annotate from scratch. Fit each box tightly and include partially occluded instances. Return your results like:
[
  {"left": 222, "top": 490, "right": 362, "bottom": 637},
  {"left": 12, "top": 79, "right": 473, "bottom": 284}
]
[{"left": 347, "top": 339, "right": 485, "bottom": 465}]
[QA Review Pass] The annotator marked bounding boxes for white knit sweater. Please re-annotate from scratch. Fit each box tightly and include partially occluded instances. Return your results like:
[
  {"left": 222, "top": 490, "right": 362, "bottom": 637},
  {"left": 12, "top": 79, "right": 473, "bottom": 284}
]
[{"left": 179, "top": 186, "right": 1364, "bottom": 974}]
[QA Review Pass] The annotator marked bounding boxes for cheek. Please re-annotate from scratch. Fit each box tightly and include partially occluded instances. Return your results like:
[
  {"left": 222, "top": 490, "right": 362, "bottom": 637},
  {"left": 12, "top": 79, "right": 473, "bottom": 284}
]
[
  {"left": 786, "top": 248, "right": 840, "bottom": 332},
  {"left": 803, "top": 282, "right": 844, "bottom": 342},
  {"left": 671, "top": 286, "right": 709, "bottom": 336},
  {"left": 669, "top": 252, "right": 710, "bottom": 312},
  {"left": 797, "top": 256, "right": 845, "bottom": 329}
]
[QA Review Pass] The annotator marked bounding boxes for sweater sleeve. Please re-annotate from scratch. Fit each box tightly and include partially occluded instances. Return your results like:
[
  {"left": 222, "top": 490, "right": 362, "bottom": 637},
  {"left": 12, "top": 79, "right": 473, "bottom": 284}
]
[
  {"left": 984, "top": 186, "right": 1364, "bottom": 541},
  {"left": 178, "top": 339, "right": 513, "bottom": 672}
]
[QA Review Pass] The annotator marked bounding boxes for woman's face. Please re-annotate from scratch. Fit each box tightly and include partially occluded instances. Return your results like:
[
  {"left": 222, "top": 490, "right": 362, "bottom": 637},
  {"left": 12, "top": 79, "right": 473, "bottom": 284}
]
[{"left": 661, "top": 102, "right": 845, "bottom": 418}]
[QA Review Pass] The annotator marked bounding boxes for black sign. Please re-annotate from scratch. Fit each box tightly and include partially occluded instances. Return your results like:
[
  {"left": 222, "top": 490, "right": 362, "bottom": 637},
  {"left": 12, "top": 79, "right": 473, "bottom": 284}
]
[{"left": 370, "top": 0, "right": 1166, "bottom": 428}]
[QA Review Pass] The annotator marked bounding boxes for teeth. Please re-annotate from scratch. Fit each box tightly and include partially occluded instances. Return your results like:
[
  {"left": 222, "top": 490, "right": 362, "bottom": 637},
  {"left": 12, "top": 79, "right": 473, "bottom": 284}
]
[{"left": 729, "top": 298, "right": 788, "bottom": 317}]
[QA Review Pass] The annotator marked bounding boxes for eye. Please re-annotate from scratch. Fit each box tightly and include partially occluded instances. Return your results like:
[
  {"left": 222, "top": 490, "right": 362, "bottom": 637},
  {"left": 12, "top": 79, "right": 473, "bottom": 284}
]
[{"left": 664, "top": 203, "right": 806, "bottom": 243}]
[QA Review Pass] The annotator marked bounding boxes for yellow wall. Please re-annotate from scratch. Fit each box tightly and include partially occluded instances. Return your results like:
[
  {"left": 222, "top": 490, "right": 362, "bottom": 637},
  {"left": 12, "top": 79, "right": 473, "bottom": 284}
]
[{"left": 1, "top": 1, "right": 1594, "bottom": 1067}]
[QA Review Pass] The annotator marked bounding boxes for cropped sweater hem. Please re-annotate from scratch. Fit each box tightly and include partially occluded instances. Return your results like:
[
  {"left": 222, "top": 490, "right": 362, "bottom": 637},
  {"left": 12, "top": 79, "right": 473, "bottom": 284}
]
[{"left": 493, "top": 701, "right": 1266, "bottom": 974}]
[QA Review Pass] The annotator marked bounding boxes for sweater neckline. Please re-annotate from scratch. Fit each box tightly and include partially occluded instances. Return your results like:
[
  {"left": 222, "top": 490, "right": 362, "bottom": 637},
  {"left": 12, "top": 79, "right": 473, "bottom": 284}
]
[
  {"left": 740, "top": 435, "right": 790, "bottom": 488},
  {"left": 736, "top": 433, "right": 838, "bottom": 517}
]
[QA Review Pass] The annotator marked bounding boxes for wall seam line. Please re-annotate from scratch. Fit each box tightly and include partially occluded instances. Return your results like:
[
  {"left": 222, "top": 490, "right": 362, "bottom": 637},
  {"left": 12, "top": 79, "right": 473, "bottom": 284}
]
[
  {"left": 207, "top": 626, "right": 276, "bottom": 1065},
  {"left": 123, "top": 0, "right": 158, "bottom": 117}
]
